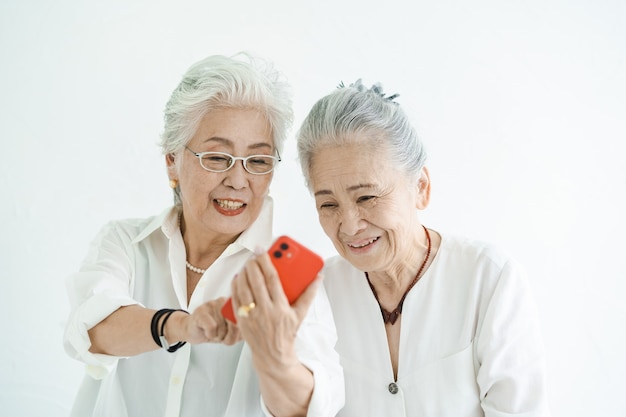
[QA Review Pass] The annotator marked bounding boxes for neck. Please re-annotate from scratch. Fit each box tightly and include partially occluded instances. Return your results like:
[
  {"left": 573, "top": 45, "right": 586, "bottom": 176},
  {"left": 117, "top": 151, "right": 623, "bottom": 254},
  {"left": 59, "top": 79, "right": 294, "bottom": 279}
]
[
  {"left": 179, "top": 212, "right": 238, "bottom": 267},
  {"left": 367, "top": 229, "right": 431, "bottom": 298},
  {"left": 367, "top": 270, "right": 414, "bottom": 302},
  {"left": 366, "top": 225, "right": 431, "bottom": 325}
]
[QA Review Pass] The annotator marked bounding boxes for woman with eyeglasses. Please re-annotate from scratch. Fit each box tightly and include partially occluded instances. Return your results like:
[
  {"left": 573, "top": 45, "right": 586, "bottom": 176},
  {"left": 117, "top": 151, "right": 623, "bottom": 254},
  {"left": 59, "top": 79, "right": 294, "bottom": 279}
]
[
  {"left": 295, "top": 80, "right": 550, "bottom": 416},
  {"left": 63, "top": 53, "right": 344, "bottom": 417}
]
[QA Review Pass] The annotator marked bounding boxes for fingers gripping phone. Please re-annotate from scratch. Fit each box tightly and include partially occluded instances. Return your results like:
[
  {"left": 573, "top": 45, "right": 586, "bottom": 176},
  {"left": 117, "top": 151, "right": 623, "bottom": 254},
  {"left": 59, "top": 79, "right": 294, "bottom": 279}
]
[{"left": 221, "top": 236, "right": 324, "bottom": 323}]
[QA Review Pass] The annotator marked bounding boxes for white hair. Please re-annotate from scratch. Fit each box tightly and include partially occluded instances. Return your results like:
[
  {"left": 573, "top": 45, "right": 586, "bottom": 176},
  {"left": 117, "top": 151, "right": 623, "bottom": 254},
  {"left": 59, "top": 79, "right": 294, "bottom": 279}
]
[
  {"left": 297, "top": 80, "right": 426, "bottom": 188},
  {"left": 160, "top": 52, "right": 293, "bottom": 155}
]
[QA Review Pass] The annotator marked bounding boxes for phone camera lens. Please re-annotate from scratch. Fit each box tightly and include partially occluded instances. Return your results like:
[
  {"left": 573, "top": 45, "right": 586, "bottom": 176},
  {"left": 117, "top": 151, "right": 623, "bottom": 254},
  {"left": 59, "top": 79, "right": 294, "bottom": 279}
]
[
  {"left": 273, "top": 250, "right": 282, "bottom": 258},
  {"left": 280, "top": 243, "right": 289, "bottom": 250}
]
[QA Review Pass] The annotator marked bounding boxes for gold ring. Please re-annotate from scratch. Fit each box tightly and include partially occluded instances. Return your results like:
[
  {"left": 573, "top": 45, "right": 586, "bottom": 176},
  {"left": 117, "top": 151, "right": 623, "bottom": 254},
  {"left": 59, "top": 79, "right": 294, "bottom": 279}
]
[{"left": 236, "top": 302, "right": 256, "bottom": 318}]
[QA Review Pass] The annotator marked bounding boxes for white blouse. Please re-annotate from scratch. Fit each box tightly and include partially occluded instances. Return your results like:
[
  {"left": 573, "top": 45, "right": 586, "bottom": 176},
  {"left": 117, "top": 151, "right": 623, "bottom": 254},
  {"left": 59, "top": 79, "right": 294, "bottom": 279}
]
[
  {"left": 63, "top": 197, "right": 344, "bottom": 417},
  {"left": 323, "top": 233, "right": 550, "bottom": 417}
]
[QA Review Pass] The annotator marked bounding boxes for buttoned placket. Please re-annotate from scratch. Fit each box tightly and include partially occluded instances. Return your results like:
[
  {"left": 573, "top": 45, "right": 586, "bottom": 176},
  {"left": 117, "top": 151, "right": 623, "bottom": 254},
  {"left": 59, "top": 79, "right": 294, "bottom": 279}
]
[
  {"left": 161, "top": 218, "right": 242, "bottom": 417},
  {"left": 164, "top": 344, "right": 191, "bottom": 417},
  {"left": 387, "top": 380, "right": 407, "bottom": 416},
  {"left": 163, "top": 223, "right": 192, "bottom": 417}
]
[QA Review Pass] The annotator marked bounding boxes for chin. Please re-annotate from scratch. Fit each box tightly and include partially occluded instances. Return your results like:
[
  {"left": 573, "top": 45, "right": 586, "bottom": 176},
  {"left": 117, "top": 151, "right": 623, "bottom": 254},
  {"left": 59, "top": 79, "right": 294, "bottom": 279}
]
[{"left": 212, "top": 217, "right": 252, "bottom": 236}]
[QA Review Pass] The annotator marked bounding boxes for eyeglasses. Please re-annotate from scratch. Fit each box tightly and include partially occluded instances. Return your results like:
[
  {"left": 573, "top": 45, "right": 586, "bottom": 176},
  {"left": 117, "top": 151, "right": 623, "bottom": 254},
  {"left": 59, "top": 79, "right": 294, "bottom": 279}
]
[{"left": 185, "top": 146, "right": 281, "bottom": 175}]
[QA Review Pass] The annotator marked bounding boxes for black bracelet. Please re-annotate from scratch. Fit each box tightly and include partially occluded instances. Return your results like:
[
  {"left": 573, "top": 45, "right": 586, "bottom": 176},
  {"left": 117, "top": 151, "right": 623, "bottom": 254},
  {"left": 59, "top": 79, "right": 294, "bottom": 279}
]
[
  {"left": 150, "top": 308, "right": 189, "bottom": 353},
  {"left": 150, "top": 309, "right": 169, "bottom": 347},
  {"left": 160, "top": 309, "right": 188, "bottom": 352}
]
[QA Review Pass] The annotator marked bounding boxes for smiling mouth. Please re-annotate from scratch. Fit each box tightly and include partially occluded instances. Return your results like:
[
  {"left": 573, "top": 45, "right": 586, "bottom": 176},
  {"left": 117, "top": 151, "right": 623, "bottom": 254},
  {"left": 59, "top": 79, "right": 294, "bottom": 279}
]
[
  {"left": 347, "top": 237, "right": 380, "bottom": 248},
  {"left": 215, "top": 199, "right": 245, "bottom": 210}
]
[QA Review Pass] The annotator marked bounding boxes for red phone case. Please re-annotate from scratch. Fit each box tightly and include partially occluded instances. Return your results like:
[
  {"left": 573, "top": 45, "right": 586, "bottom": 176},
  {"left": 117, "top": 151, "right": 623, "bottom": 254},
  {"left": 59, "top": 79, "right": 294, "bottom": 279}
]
[{"left": 221, "top": 235, "right": 324, "bottom": 323}]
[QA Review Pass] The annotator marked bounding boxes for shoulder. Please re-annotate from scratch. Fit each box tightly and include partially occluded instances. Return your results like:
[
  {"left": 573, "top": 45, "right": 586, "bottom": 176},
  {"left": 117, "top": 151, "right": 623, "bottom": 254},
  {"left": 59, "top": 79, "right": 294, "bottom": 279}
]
[
  {"left": 437, "top": 232, "right": 518, "bottom": 272},
  {"left": 427, "top": 232, "right": 528, "bottom": 296},
  {"left": 98, "top": 217, "right": 154, "bottom": 240},
  {"left": 93, "top": 207, "right": 173, "bottom": 245}
]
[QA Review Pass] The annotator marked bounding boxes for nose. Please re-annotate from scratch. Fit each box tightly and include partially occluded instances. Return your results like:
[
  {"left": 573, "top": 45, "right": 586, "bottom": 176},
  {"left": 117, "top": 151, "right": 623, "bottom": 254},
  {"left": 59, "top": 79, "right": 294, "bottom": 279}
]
[
  {"left": 223, "top": 159, "right": 249, "bottom": 189},
  {"left": 338, "top": 206, "right": 366, "bottom": 236}
]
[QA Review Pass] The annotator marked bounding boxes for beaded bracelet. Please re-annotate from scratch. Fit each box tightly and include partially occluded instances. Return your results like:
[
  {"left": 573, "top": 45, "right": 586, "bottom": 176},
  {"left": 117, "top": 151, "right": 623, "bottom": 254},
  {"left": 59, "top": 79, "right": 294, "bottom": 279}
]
[{"left": 150, "top": 308, "right": 189, "bottom": 352}]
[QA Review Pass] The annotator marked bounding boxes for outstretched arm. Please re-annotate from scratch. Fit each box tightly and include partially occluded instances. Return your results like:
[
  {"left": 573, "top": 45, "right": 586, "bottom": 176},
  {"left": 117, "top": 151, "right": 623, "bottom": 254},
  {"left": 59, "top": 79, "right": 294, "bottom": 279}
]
[{"left": 89, "top": 298, "right": 240, "bottom": 356}]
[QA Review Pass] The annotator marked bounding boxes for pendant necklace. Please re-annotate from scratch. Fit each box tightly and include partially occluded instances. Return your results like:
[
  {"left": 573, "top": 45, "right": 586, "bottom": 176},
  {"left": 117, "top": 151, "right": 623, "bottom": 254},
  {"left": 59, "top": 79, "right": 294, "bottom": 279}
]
[{"left": 365, "top": 225, "right": 431, "bottom": 325}]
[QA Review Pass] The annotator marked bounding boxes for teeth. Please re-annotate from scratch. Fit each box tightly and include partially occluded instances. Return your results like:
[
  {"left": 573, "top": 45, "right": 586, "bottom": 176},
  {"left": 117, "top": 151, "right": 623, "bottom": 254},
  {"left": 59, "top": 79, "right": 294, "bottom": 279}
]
[
  {"left": 216, "top": 199, "right": 244, "bottom": 210},
  {"left": 348, "top": 237, "right": 378, "bottom": 248}
]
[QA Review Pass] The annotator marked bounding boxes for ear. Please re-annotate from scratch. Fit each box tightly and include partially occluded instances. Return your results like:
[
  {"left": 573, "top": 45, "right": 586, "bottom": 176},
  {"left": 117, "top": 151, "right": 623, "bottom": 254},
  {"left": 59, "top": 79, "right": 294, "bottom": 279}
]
[
  {"left": 165, "top": 153, "right": 177, "bottom": 180},
  {"left": 415, "top": 166, "right": 431, "bottom": 210}
]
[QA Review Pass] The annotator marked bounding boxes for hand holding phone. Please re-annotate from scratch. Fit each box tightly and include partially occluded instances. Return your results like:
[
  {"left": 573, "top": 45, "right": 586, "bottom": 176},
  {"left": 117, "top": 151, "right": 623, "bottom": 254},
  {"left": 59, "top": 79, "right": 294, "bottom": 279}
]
[{"left": 221, "top": 235, "right": 323, "bottom": 323}]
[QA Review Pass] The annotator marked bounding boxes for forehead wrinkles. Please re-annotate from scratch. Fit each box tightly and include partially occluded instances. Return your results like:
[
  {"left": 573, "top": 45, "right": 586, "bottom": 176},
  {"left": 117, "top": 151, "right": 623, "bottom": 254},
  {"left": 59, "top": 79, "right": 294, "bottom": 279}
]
[
  {"left": 310, "top": 141, "right": 393, "bottom": 193},
  {"left": 204, "top": 136, "right": 273, "bottom": 153},
  {"left": 314, "top": 183, "right": 377, "bottom": 197},
  {"left": 311, "top": 160, "right": 381, "bottom": 197}
]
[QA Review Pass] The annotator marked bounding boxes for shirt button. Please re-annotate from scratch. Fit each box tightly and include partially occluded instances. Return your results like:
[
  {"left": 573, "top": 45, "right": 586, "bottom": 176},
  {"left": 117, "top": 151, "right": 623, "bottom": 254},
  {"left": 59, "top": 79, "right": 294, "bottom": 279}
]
[
  {"left": 388, "top": 382, "right": 399, "bottom": 394},
  {"left": 171, "top": 376, "right": 181, "bottom": 385}
]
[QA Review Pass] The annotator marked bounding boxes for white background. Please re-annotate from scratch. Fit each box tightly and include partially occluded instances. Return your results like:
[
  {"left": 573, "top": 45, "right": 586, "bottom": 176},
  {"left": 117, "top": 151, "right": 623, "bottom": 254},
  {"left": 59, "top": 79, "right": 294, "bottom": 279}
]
[{"left": 1, "top": 0, "right": 625, "bottom": 415}]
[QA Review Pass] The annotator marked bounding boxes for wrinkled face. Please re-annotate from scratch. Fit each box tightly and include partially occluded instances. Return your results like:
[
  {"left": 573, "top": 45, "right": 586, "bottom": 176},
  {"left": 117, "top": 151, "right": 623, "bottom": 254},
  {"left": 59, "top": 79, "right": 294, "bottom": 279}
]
[
  {"left": 309, "top": 140, "right": 429, "bottom": 273},
  {"left": 168, "top": 108, "right": 275, "bottom": 240}
]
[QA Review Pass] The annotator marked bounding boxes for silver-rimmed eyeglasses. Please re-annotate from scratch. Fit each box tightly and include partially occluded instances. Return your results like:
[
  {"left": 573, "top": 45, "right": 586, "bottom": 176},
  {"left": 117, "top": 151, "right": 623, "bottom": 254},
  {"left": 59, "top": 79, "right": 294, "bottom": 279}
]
[{"left": 185, "top": 146, "right": 281, "bottom": 175}]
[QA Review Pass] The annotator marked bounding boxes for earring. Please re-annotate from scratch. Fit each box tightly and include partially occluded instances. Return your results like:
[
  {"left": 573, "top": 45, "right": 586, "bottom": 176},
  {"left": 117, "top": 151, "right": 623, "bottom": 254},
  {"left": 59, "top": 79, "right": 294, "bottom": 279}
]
[{"left": 169, "top": 179, "right": 179, "bottom": 189}]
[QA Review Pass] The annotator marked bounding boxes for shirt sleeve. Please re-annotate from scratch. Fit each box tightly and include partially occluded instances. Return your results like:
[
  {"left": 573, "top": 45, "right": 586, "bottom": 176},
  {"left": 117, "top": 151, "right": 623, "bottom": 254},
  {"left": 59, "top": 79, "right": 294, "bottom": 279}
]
[
  {"left": 63, "top": 221, "right": 140, "bottom": 379},
  {"left": 259, "top": 283, "right": 345, "bottom": 417},
  {"left": 475, "top": 260, "right": 551, "bottom": 416}
]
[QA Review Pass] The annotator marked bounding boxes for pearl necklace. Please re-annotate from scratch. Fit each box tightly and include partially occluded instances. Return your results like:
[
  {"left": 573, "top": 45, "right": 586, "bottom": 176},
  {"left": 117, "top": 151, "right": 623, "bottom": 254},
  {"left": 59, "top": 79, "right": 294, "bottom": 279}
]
[
  {"left": 185, "top": 261, "right": 207, "bottom": 274},
  {"left": 178, "top": 212, "right": 207, "bottom": 274}
]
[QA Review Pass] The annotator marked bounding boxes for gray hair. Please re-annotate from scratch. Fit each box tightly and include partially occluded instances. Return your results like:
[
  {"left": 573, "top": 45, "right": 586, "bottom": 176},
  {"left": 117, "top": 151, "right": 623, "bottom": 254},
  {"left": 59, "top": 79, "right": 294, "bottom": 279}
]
[
  {"left": 159, "top": 52, "right": 293, "bottom": 206},
  {"left": 296, "top": 80, "right": 426, "bottom": 188},
  {"left": 160, "top": 52, "right": 293, "bottom": 155}
]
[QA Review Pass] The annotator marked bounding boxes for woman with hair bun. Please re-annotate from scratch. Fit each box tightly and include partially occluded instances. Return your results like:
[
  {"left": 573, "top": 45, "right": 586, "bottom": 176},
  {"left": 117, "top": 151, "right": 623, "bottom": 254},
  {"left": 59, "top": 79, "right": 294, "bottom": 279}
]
[{"left": 296, "top": 80, "right": 550, "bottom": 416}]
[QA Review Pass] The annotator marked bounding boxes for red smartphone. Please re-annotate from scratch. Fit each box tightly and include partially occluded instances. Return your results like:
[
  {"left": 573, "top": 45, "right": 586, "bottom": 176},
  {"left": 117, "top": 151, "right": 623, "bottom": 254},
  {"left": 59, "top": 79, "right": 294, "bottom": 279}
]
[{"left": 221, "top": 235, "right": 324, "bottom": 323}]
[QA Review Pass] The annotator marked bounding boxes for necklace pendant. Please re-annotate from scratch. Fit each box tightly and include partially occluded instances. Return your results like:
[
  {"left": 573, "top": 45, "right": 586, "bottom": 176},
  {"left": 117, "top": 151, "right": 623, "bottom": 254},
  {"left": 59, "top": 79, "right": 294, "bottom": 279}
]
[
  {"left": 382, "top": 309, "right": 400, "bottom": 325},
  {"left": 388, "top": 311, "right": 400, "bottom": 325}
]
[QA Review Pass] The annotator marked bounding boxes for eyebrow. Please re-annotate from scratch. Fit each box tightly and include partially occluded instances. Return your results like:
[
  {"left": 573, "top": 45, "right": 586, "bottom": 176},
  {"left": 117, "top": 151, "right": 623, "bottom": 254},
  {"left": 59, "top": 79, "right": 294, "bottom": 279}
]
[
  {"left": 203, "top": 136, "right": 273, "bottom": 151},
  {"left": 314, "top": 183, "right": 376, "bottom": 197}
]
